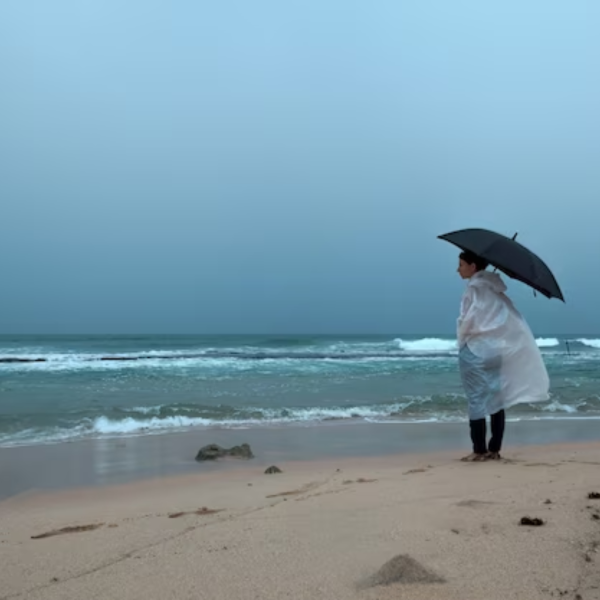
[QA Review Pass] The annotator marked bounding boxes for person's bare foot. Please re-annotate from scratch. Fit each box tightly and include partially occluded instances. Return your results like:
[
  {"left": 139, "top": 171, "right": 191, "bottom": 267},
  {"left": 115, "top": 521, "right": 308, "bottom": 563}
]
[
  {"left": 486, "top": 451, "right": 501, "bottom": 460},
  {"left": 460, "top": 453, "right": 487, "bottom": 462}
]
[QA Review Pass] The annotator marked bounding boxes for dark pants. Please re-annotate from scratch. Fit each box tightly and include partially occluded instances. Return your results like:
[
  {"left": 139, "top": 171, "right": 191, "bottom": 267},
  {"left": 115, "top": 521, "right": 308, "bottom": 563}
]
[{"left": 469, "top": 409, "right": 505, "bottom": 454}]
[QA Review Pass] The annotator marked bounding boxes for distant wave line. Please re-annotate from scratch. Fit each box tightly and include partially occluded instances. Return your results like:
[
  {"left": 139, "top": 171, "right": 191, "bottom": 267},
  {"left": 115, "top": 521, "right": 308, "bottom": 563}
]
[{"left": 0, "top": 351, "right": 459, "bottom": 364}]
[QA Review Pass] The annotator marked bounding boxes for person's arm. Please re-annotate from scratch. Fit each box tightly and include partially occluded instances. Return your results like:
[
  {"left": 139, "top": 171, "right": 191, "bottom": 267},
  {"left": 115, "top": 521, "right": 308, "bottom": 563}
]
[{"left": 457, "top": 286, "right": 479, "bottom": 347}]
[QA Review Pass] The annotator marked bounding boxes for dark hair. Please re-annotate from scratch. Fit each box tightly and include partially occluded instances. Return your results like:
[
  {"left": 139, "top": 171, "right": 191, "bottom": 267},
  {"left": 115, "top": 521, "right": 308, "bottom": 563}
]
[{"left": 459, "top": 251, "right": 489, "bottom": 272}]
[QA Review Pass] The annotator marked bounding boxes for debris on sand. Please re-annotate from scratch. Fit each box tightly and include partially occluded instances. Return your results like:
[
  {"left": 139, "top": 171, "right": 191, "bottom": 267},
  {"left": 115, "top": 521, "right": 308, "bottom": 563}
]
[
  {"left": 360, "top": 554, "right": 445, "bottom": 588},
  {"left": 520, "top": 517, "right": 545, "bottom": 526}
]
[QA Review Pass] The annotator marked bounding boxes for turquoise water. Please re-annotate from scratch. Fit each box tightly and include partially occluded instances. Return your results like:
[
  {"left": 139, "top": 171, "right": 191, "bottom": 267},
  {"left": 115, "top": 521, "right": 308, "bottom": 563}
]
[{"left": 0, "top": 334, "right": 598, "bottom": 447}]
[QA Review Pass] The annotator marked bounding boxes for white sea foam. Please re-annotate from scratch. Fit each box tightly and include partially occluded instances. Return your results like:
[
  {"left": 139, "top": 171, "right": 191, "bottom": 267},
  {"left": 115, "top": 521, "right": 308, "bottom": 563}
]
[
  {"left": 394, "top": 338, "right": 458, "bottom": 352},
  {"left": 541, "top": 400, "right": 579, "bottom": 414},
  {"left": 92, "top": 405, "right": 415, "bottom": 435},
  {"left": 535, "top": 337, "right": 560, "bottom": 347},
  {"left": 576, "top": 338, "right": 600, "bottom": 349}
]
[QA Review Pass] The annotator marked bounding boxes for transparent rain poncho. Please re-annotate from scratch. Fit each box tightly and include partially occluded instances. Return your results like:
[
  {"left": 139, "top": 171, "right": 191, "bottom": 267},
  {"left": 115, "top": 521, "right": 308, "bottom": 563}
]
[{"left": 457, "top": 270, "right": 550, "bottom": 420}]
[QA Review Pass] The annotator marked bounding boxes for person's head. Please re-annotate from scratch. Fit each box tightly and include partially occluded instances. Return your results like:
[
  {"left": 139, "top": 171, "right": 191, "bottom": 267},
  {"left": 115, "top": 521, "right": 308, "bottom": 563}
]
[{"left": 457, "top": 251, "right": 489, "bottom": 279}]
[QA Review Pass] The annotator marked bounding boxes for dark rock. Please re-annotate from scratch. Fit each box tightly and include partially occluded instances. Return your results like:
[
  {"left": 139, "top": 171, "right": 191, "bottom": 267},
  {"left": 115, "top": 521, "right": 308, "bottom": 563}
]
[
  {"left": 195, "top": 444, "right": 224, "bottom": 461},
  {"left": 588, "top": 492, "right": 600, "bottom": 499},
  {"left": 265, "top": 466, "right": 282, "bottom": 474},
  {"left": 195, "top": 443, "right": 253, "bottom": 461},
  {"left": 520, "top": 516, "right": 544, "bottom": 526},
  {"left": 227, "top": 443, "right": 253, "bottom": 459}
]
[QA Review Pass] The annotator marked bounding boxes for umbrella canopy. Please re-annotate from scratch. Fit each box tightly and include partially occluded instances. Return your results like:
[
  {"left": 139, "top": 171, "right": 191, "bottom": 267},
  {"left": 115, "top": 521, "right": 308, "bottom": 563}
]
[{"left": 438, "top": 228, "right": 565, "bottom": 302}]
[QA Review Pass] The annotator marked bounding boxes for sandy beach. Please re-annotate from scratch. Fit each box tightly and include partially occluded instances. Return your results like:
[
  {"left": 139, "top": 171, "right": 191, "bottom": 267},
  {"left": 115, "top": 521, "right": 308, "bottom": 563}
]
[{"left": 2, "top": 438, "right": 600, "bottom": 600}]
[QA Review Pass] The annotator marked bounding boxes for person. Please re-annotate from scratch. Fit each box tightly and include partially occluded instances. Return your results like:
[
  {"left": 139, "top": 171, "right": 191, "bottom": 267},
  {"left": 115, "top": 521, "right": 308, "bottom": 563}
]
[{"left": 456, "top": 251, "right": 550, "bottom": 461}]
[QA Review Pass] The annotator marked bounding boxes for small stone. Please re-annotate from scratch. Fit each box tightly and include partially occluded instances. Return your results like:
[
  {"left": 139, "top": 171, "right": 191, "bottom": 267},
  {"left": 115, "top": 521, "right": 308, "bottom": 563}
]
[{"left": 264, "top": 465, "right": 282, "bottom": 474}]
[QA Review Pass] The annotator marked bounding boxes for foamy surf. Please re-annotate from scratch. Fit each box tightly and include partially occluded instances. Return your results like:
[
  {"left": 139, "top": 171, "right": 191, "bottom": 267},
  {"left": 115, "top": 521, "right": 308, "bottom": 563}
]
[{"left": 1, "top": 393, "right": 600, "bottom": 447}]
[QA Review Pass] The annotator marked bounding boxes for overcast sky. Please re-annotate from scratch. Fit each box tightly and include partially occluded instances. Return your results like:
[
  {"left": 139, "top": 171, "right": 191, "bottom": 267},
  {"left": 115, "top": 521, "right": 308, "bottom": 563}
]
[{"left": 1, "top": 1, "right": 598, "bottom": 335}]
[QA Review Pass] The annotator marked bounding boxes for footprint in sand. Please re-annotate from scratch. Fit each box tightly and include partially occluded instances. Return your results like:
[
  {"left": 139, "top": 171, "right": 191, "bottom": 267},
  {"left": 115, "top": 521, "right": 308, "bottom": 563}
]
[
  {"left": 168, "top": 507, "right": 223, "bottom": 518},
  {"left": 342, "top": 478, "right": 378, "bottom": 485},
  {"left": 31, "top": 523, "right": 105, "bottom": 540},
  {"left": 456, "top": 499, "right": 498, "bottom": 508},
  {"left": 266, "top": 481, "right": 322, "bottom": 499},
  {"left": 296, "top": 488, "right": 350, "bottom": 502}
]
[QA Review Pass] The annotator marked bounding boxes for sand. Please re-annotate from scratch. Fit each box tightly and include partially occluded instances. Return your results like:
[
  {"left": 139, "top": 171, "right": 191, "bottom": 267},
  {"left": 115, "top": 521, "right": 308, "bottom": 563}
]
[{"left": 2, "top": 442, "right": 600, "bottom": 600}]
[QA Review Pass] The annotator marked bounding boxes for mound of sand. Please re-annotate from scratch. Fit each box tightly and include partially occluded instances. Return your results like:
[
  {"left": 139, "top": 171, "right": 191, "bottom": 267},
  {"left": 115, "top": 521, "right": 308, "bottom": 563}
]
[{"left": 362, "top": 553, "right": 445, "bottom": 588}]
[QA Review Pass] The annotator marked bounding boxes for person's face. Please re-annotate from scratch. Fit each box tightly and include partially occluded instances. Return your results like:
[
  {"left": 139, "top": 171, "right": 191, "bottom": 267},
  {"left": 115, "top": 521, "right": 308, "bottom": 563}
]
[{"left": 457, "top": 258, "right": 477, "bottom": 279}]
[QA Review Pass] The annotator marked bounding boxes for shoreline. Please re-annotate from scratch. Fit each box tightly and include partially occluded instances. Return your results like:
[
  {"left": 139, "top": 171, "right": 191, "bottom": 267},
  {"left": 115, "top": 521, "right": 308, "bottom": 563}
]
[
  {"left": 2, "top": 417, "right": 600, "bottom": 500},
  {"left": 3, "top": 412, "right": 600, "bottom": 450}
]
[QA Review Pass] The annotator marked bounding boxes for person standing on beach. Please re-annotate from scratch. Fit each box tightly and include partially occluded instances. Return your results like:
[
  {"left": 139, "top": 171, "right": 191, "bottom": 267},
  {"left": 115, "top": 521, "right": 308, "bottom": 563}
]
[{"left": 456, "top": 251, "right": 550, "bottom": 461}]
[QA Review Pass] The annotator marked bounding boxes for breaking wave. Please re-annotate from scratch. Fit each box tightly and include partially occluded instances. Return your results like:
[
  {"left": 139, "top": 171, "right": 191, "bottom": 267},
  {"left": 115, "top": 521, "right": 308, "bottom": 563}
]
[{"left": 2, "top": 393, "right": 600, "bottom": 447}]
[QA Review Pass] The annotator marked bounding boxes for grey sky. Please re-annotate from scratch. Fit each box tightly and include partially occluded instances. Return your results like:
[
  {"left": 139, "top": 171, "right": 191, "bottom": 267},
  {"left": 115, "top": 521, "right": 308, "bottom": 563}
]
[{"left": 1, "top": 1, "right": 598, "bottom": 335}]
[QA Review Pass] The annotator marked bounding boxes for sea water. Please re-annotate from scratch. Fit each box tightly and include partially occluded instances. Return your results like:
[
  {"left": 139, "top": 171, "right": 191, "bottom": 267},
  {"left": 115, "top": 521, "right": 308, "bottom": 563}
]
[{"left": 0, "top": 334, "right": 598, "bottom": 447}]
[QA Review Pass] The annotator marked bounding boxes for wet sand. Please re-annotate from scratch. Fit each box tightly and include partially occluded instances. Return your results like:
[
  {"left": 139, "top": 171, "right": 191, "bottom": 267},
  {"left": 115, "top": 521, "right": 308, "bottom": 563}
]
[{"left": 1, "top": 418, "right": 600, "bottom": 499}]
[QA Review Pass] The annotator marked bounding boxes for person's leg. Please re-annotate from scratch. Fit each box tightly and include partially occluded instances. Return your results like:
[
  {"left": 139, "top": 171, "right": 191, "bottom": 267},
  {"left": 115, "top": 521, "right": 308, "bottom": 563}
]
[
  {"left": 461, "top": 418, "right": 487, "bottom": 461},
  {"left": 459, "top": 346, "right": 488, "bottom": 461},
  {"left": 487, "top": 409, "right": 505, "bottom": 458},
  {"left": 470, "top": 418, "right": 487, "bottom": 454}
]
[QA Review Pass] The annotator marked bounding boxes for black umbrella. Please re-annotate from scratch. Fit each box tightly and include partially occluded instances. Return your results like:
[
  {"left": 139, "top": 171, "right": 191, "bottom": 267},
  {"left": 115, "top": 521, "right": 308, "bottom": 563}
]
[{"left": 438, "top": 228, "right": 565, "bottom": 302}]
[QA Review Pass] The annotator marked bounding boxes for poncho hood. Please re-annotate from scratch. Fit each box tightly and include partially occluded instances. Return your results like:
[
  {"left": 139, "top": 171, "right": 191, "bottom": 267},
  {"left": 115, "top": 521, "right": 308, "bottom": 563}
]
[{"left": 468, "top": 270, "right": 507, "bottom": 294}]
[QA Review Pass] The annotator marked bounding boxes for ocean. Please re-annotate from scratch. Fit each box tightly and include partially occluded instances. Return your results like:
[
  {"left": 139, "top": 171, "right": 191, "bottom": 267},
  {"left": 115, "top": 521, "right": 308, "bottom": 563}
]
[{"left": 0, "top": 334, "right": 599, "bottom": 448}]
